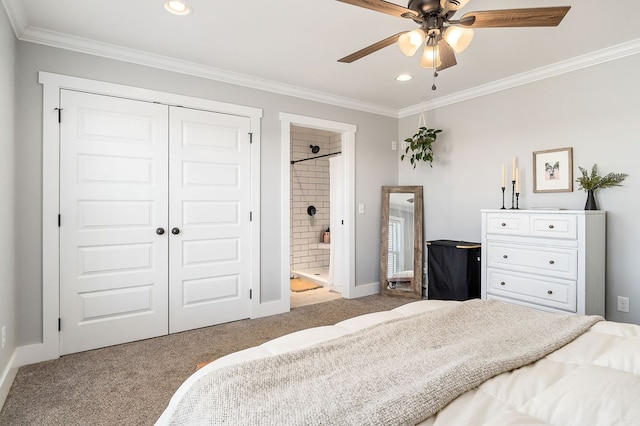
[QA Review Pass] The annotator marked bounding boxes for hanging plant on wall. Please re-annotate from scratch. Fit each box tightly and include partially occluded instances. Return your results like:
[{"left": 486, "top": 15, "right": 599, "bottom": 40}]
[
  {"left": 401, "top": 109, "right": 442, "bottom": 169},
  {"left": 401, "top": 126, "right": 442, "bottom": 169}
]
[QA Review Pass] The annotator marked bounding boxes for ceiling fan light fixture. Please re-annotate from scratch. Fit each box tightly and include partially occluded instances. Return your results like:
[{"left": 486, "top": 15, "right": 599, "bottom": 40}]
[
  {"left": 443, "top": 26, "right": 474, "bottom": 53},
  {"left": 164, "top": 0, "right": 192, "bottom": 16},
  {"left": 397, "top": 29, "right": 425, "bottom": 57},
  {"left": 419, "top": 45, "right": 441, "bottom": 69}
]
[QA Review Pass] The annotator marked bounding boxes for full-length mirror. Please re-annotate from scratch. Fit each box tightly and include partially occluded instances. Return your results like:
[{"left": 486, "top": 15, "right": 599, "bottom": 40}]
[{"left": 380, "top": 186, "right": 423, "bottom": 298}]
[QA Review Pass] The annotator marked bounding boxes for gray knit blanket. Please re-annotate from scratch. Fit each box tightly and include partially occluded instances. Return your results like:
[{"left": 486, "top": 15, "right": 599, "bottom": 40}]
[{"left": 167, "top": 299, "right": 602, "bottom": 425}]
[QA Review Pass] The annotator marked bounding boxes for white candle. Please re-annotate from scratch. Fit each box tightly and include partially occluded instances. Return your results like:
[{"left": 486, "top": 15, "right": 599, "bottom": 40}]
[
  {"left": 515, "top": 168, "right": 520, "bottom": 193},
  {"left": 512, "top": 157, "right": 516, "bottom": 181},
  {"left": 501, "top": 164, "right": 505, "bottom": 187}
]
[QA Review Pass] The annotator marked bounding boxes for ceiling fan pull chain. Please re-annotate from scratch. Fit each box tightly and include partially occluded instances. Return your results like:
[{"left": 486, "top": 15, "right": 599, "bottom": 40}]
[{"left": 432, "top": 42, "right": 437, "bottom": 91}]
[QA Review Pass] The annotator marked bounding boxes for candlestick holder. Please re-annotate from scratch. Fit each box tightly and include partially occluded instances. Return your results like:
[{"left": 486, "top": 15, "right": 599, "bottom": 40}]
[
  {"left": 510, "top": 180, "right": 516, "bottom": 209},
  {"left": 515, "top": 193, "right": 520, "bottom": 209},
  {"left": 500, "top": 186, "right": 506, "bottom": 209}
]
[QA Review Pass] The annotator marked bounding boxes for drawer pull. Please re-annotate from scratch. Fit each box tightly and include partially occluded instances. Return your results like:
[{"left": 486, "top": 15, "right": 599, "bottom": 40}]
[
  {"left": 500, "top": 281, "right": 506, "bottom": 286},
  {"left": 549, "top": 260, "right": 555, "bottom": 265},
  {"left": 503, "top": 255, "right": 508, "bottom": 259},
  {"left": 547, "top": 290, "right": 553, "bottom": 295},
  {"left": 501, "top": 223, "right": 507, "bottom": 227},
  {"left": 548, "top": 224, "right": 555, "bottom": 229}
]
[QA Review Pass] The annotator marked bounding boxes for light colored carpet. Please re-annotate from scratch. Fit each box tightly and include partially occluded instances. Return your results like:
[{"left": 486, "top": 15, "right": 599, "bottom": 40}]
[
  {"left": 290, "top": 278, "right": 321, "bottom": 292},
  {"left": 0, "top": 294, "right": 411, "bottom": 426}
]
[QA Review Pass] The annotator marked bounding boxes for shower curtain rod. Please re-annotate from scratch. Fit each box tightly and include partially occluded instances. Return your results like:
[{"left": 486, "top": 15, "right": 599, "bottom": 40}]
[{"left": 290, "top": 151, "right": 342, "bottom": 165}]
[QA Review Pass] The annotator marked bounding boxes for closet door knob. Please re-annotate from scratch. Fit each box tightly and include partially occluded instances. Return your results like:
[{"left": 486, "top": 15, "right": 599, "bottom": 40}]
[
  {"left": 171, "top": 227, "right": 180, "bottom": 235},
  {"left": 156, "top": 227, "right": 165, "bottom": 235}
]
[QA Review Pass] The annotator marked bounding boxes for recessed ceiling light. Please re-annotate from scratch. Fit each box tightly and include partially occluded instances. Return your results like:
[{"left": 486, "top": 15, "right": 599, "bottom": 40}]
[
  {"left": 164, "top": 0, "right": 192, "bottom": 16},
  {"left": 396, "top": 74, "right": 413, "bottom": 82}
]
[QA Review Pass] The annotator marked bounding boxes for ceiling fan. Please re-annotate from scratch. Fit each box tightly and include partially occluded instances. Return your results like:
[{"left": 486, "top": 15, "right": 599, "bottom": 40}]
[{"left": 337, "top": 0, "right": 571, "bottom": 72}]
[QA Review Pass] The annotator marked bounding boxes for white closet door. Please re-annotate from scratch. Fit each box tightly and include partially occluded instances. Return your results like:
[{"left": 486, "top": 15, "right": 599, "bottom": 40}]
[
  {"left": 168, "top": 107, "right": 252, "bottom": 333},
  {"left": 59, "top": 90, "right": 169, "bottom": 355}
]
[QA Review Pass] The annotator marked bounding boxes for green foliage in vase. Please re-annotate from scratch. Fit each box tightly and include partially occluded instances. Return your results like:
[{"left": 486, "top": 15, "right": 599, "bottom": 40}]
[
  {"left": 576, "top": 164, "right": 628, "bottom": 191},
  {"left": 401, "top": 127, "right": 442, "bottom": 169}
]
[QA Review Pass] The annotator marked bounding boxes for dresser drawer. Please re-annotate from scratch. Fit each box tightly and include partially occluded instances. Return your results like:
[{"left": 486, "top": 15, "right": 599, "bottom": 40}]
[
  {"left": 486, "top": 269, "right": 576, "bottom": 312},
  {"left": 530, "top": 215, "right": 577, "bottom": 240},
  {"left": 486, "top": 242, "right": 577, "bottom": 280},
  {"left": 486, "top": 213, "right": 529, "bottom": 236}
]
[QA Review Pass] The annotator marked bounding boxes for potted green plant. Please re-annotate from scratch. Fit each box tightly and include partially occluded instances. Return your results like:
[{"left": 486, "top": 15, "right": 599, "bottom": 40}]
[
  {"left": 575, "top": 164, "right": 628, "bottom": 210},
  {"left": 401, "top": 126, "right": 442, "bottom": 168}
]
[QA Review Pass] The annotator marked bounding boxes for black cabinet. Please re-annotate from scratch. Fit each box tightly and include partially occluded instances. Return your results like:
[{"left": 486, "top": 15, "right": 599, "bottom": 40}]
[{"left": 427, "top": 240, "right": 481, "bottom": 301}]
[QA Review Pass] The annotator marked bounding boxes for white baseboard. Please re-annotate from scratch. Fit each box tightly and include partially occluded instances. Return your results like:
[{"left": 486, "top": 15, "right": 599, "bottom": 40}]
[
  {"left": 0, "top": 349, "right": 19, "bottom": 411},
  {"left": 0, "top": 341, "right": 59, "bottom": 410},
  {"left": 15, "top": 343, "right": 55, "bottom": 368}
]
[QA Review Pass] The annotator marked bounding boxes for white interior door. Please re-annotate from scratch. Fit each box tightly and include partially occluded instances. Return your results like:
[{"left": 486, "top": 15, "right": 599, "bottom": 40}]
[
  {"left": 59, "top": 90, "right": 169, "bottom": 355},
  {"left": 168, "top": 107, "right": 252, "bottom": 333}
]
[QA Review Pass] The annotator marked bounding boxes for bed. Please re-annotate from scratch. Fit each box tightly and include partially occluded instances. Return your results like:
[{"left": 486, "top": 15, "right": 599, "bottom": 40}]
[{"left": 156, "top": 299, "right": 640, "bottom": 425}]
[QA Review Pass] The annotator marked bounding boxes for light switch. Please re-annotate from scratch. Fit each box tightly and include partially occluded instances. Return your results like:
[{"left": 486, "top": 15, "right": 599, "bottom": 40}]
[{"left": 358, "top": 203, "right": 365, "bottom": 214}]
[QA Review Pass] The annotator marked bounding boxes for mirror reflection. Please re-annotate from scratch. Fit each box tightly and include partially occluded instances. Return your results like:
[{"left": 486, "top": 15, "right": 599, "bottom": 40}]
[{"left": 380, "top": 186, "right": 423, "bottom": 299}]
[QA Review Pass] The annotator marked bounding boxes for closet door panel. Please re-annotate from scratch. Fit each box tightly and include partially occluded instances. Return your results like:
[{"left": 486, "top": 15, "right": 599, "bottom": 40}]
[
  {"left": 59, "top": 90, "right": 169, "bottom": 355},
  {"left": 168, "top": 106, "right": 252, "bottom": 333}
]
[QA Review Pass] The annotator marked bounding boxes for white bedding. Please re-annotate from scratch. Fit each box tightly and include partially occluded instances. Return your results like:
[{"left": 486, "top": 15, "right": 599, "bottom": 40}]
[{"left": 157, "top": 300, "right": 640, "bottom": 425}]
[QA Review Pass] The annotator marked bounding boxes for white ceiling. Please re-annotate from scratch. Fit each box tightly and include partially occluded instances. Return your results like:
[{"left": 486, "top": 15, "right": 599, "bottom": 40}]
[{"left": 4, "top": 0, "right": 640, "bottom": 116}]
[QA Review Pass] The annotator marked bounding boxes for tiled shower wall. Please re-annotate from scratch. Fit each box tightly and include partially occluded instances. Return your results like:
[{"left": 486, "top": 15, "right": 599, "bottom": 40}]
[{"left": 290, "top": 125, "right": 342, "bottom": 273}]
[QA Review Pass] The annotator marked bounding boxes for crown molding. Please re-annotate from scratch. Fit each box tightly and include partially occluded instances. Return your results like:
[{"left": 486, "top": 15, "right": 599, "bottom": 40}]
[
  {"left": 1, "top": 0, "right": 397, "bottom": 116},
  {"left": 3, "top": 0, "right": 639, "bottom": 119},
  {"left": 15, "top": 24, "right": 399, "bottom": 118},
  {"left": 398, "top": 38, "right": 640, "bottom": 118}
]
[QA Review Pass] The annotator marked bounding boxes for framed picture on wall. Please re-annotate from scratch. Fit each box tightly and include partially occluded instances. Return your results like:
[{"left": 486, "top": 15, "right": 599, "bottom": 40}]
[{"left": 533, "top": 147, "right": 573, "bottom": 193}]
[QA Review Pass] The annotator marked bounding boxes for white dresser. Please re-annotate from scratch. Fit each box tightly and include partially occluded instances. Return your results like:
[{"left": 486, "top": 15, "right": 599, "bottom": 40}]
[{"left": 481, "top": 209, "right": 605, "bottom": 315}]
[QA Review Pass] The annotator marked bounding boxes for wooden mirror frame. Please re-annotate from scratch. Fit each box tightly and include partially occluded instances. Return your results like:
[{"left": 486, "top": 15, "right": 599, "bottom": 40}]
[{"left": 380, "top": 186, "right": 423, "bottom": 299}]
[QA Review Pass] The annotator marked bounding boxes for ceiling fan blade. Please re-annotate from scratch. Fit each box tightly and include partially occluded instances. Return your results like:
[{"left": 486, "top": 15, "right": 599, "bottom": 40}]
[
  {"left": 436, "top": 39, "right": 457, "bottom": 71},
  {"left": 459, "top": 6, "right": 571, "bottom": 28},
  {"left": 338, "top": 32, "right": 404, "bottom": 63},
  {"left": 336, "top": 0, "right": 417, "bottom": 19}
]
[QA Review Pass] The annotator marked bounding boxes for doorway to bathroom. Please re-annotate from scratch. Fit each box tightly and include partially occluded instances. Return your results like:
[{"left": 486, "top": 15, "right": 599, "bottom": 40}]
[
  {"left": 280, "top": 113, "right": 356, "bottom": 309},
  {"left": 289, "top": 126, "right": 342, "bottom": 305}
]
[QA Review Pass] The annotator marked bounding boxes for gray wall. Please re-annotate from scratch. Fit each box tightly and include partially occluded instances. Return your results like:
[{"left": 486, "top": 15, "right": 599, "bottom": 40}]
[
  {"left": 399, "top": 54, "right": 640, "bottom": 323},
  {"left": 9, "top": 11, "right": 638, "bottom": 350},
  {"left": 14, "top": 42, "right": 399, "bottom": 345},
  {"left": 0, "top": 8, "right": 16, "bottom": 381}
]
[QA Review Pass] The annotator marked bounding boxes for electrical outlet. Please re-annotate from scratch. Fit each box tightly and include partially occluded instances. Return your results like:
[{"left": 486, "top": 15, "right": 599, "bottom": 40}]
[
  {"left": 391, "top": 141, "right": 397, "bottom": 151},
  {"left": 617, "top": 296, "right": 630, "bottom": 313},
  {"left": 1, "top": 325, "right": 5, "bottom": 349}
]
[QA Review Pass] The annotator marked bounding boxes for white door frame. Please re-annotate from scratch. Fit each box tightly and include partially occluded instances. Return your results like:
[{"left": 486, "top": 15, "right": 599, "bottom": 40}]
[
  {"left": 32, "top": 71, "right": 262, "bottom": 363},
  {"left": 280, "top": 113, "right": 356, "bottom": 310}
]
